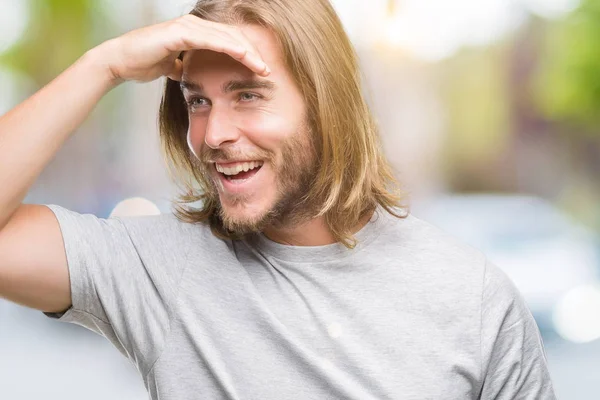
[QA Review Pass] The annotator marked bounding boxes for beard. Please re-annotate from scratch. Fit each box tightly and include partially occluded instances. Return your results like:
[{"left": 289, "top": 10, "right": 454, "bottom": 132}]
[{"left": 199, "top": 125, "right": 318, "bottom": 235}]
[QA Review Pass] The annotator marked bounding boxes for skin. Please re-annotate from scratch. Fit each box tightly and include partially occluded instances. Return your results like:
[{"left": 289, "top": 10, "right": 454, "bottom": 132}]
[
  {"left": 0, "top": 15, "right": 372, "bottom": 314},
  {"left": 181, "top": 25, "right": 359, "bottom": 246},
  {"left": 0, "top": 15, "right": 275, "bottom": 312}
]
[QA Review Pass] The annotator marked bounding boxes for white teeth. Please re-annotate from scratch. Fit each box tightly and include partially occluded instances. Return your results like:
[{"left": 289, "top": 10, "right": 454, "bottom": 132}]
[{"left": 215, "top": 161, "right": 263, "bottom": 176}]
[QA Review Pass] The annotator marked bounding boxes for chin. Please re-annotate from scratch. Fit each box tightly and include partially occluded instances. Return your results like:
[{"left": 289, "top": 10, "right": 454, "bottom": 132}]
[{"left": 219, "top": 194, "right": 276, "bottom": 234}]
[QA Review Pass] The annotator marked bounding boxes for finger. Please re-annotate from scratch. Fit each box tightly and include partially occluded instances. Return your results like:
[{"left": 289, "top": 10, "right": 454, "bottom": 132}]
[
  {"left": 181, "top": 32, "right": 270, "bottom": 76},
  {"left": 180, "top": 17, "right": 270, "bottom": 76},
  {"left": 187, "top": 17, "right": 262, "bottom": 60},
  {"left": 166, "top": 58, "right": 183, "bottom": 81},
  {"left": 223, "top": 29, "right": 268, "bottom": 73},
  {"left": 181, "top": 32, "right": 246, "bottom": 58},
  {"left": 228, "top": 42, "right": 271, "bottom": 76}
]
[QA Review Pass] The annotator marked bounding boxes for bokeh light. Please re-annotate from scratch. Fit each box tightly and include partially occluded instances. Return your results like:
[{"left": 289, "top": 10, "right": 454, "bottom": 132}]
[
  {"left": 109, "top": 197, "right": 161, "bottom": 218},
  {"left": 524, "top": 0, "right": 581, "bottom": 19},
  {"left": 553, "top": 284, "right": 600, "bottom": 343},
  {"left": 0, "top": 0, "right": 30, "bottom": 54}
]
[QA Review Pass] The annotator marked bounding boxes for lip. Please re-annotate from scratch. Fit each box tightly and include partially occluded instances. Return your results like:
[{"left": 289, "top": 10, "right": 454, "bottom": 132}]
[
  {"left": 213, "top": 163, "right": 265, "bottom": 195},
  {"left": 213, "top": 159, "right": 263, "bottom": 168}
]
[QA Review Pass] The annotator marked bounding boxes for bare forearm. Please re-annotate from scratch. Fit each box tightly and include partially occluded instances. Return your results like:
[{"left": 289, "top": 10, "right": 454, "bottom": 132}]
[
  {"left": 0, "top": 15, "right": 269, "bottom": 313},
  {"left": 0, "top": 14, "right": 270, "bottom": 232},
  {"left": 0, "top": 45, "right": 118, "bottom": 229}
]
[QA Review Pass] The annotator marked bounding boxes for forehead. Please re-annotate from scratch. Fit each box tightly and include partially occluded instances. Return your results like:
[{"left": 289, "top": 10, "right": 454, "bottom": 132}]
[{"left": 182, "top": 24, "right": 285, "bottom": 80}]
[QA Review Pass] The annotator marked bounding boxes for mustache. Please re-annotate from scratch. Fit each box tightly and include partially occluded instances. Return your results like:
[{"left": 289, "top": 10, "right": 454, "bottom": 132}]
[{"left": 200, "top": 146, "right": 273, "bottom": 163}]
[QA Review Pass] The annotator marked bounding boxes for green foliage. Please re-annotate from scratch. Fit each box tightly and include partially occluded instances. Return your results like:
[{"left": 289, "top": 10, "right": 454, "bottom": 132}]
[
  {"left": 535, "top": 0, "right": 600, "bottom": 132},
  {"left": 0, "top": 0, "right": 112, "bottom": 84}
]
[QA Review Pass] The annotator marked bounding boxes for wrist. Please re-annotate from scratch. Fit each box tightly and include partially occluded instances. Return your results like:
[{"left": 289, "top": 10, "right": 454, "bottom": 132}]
[{"left": 80, "top": 40, "right": 124, "bottom": 90}]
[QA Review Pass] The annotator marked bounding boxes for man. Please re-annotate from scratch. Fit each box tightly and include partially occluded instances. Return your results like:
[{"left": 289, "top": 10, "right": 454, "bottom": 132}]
[{"left": 0, "top": 0, "right": 556, "bottom": 399}]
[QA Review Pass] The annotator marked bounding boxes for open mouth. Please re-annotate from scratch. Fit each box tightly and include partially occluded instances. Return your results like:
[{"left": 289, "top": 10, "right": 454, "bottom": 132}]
[{"left": 215, "top": 160, "right": 264, "bottom": 182}]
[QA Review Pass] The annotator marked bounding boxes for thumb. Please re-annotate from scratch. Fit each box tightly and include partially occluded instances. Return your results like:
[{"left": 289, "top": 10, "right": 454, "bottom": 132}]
[{"left": 166, "top": 58, "right": 183, "bottom": 81}]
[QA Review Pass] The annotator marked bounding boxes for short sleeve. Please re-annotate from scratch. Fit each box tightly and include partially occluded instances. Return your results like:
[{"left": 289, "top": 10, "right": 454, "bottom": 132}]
[
  {"left": 479, "top": 259, "right": 557, "bottom": 399},
  {"left": 44, "top": 204, "right": 185, "bottom": 375}
]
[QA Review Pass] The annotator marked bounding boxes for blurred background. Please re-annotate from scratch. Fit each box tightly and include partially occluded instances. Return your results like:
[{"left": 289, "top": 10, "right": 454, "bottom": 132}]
[{"left": 1, "top": 0, "right": 599, "bottom": 398}]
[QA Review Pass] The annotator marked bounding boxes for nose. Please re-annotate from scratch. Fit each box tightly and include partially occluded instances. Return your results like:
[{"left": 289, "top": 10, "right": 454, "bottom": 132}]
[{"left": 203, "top": 107, "right": 241, "bottom": 149}]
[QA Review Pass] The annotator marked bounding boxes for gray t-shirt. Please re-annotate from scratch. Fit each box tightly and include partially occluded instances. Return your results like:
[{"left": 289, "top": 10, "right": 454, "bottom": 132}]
[{"left": 45, "top": 204, "right": 556, "bottom": 400}]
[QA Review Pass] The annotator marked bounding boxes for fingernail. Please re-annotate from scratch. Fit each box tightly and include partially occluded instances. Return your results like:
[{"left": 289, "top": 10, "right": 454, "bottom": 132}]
[{"left": 264, "top": 65, "right": 271, "bottom": 75}]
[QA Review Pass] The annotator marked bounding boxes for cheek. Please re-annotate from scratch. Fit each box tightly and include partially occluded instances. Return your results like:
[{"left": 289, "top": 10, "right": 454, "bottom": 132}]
[
  {"left": 185, "top": 106, "right": 305, "bottom": 158},
  {"left": 238, "top": 110, "right": 302, "bottom": 149},
  {"left": 186, "top": 118, "right": 208, "bottom": 158}
]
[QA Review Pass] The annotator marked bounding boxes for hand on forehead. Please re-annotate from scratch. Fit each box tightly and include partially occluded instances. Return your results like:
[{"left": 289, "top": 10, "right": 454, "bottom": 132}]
[{"left": 182, "top": 24, "right": 283, "bottom": 80}]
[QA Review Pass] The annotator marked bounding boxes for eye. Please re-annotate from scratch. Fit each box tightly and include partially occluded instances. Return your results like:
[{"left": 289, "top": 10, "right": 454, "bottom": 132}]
[
  {"left": 239, "top": 92, "right": 262, "bottom": 102},
  {"left": 186, "top": 96, "right": 210, "bottom": 111}
]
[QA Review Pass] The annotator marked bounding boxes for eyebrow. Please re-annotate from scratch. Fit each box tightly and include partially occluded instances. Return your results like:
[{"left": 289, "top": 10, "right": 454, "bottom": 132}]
[{"left": 180, "top": 79, "right": 277, "bottom": 94}]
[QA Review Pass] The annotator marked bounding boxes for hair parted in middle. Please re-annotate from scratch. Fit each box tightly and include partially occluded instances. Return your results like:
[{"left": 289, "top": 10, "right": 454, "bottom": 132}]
[{"left": 159, "top": 0, "right": 407, "bottom": 248}]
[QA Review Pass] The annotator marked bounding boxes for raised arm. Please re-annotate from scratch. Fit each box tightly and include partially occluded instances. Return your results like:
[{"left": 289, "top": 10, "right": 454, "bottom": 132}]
[{"left": 0, "top": 15, "right": 269, "bottom": 313}]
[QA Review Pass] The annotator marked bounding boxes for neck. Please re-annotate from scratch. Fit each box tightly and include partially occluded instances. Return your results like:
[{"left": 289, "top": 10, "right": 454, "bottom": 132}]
[{"left": 262, "top": 209, "right": 374, "bottom": 246}]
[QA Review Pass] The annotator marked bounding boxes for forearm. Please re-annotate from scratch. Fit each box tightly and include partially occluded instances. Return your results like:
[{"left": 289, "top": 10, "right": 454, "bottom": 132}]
[{"left": 0, "top": 44, "right": 119, "bottom": 230}]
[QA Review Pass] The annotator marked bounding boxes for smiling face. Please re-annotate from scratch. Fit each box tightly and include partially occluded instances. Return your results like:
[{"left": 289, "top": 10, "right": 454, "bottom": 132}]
[{"left": 181, "top": 25, "right": 318, "bottom": 234}]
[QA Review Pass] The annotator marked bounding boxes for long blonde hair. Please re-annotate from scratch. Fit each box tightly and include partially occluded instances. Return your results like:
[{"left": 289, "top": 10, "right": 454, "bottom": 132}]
[{"left": 159, "top": 0, "right": 407, "bottom": 247}]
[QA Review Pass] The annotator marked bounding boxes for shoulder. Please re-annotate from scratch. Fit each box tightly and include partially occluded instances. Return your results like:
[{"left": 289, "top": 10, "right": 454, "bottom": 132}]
[
  {"left": 115, "top": 212, "right": 233, "bottom": 258},
  {"left": 381, "top": 210, "right": 532, "bottom": 324},
  {"left": 46, "top": 204, "right": 228, "bottom": 257},
  {"left": 115, "top": 212, "right": 212, "bottom": 242},
  {"left": 481, "top": 259, "right": 532, "bottom": 325},
  {"left": 389, "top": 212, "right": 523, "bottom": 307},
  {"left": 377, "top": 208, "right": 487, "bottom": 279},
  {"left": 363, "top": 210, "right": 490, "bottom": 323}
]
